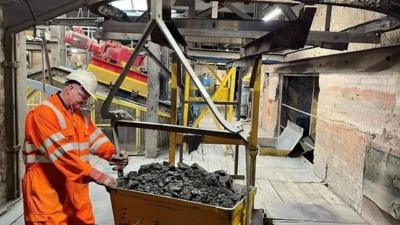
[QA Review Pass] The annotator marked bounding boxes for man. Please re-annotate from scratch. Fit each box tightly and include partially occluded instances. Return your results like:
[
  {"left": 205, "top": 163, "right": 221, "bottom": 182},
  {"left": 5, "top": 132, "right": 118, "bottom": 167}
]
[{"left": 22, "top": 70, "right": 121, "bottom": 225}]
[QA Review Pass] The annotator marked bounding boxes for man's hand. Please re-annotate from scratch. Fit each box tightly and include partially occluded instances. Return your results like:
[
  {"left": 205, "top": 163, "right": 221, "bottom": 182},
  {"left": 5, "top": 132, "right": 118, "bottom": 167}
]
[
  {"left": 109, "top": 150, "right": 129, "bottom": 171},
  {"left": 89, "top": 168, "right": 117, "bottom": 188}
]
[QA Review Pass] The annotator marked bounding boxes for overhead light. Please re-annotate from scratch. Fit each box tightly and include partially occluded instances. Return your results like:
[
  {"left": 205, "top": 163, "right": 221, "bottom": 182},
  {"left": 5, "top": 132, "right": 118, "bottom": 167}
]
[
  {"left": 262, "top": 7, "right": 282, "bottom": 21},
  {"left": 111, "top": 0, "right": 147, "bottom": 11}
]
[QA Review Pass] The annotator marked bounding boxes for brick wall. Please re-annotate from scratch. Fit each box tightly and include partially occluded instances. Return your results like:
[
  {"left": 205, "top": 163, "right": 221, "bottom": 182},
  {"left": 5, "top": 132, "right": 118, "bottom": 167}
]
[
  {"left": 260, "top": 5, "right": 400, "bottom": 225},
  {"left": 260, "top": 72, "right": 279, "bottom": 138},
  {"left": 314, "top": 64, "right": 400, "bottom": 217}
]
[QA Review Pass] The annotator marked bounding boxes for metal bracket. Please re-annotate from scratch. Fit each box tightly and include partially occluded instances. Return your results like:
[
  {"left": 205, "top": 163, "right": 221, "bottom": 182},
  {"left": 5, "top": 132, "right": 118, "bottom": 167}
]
[
  {"left": 1, "top": 60, "right": 19, "bottom": 68},
  {"left": 6, "top": 144, "right": 21, "bottom": 153}
]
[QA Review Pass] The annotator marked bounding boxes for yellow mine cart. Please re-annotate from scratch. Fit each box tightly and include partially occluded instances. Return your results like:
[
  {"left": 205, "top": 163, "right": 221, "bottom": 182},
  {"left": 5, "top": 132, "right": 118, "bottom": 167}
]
[{"left": 109, "top": 186, "right": 256, "bottom": 225}]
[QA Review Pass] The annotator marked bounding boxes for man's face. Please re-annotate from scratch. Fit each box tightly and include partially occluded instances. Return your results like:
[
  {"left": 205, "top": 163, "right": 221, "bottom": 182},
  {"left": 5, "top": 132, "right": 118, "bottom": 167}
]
[{"left": 68, "top": 84, "right": 90, "bottom": 111}]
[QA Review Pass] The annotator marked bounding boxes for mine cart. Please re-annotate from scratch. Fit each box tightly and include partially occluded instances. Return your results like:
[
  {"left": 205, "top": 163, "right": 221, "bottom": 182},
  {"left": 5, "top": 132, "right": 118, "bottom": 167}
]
[{"left": 109, "top": 186, "right": 256, "bottom": 225}]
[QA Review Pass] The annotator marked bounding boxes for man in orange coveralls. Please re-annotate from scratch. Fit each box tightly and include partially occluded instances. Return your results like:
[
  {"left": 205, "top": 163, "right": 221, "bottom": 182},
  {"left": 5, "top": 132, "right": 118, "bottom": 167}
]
[{"left": 22, "top": 70, "right": 124, "bottom": 225}]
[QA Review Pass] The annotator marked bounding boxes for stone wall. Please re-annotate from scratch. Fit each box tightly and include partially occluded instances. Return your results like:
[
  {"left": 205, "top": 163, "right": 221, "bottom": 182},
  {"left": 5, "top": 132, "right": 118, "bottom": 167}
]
[
  {"left": 0, "top": 6, "right": 27, "bottom": 206},
  {"left": 0, "top": 6, "right": 7, "bottom": 206}
]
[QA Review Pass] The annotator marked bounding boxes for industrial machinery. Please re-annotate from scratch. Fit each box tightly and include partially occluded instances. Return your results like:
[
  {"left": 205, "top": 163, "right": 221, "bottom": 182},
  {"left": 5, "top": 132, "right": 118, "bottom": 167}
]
[{"left": 64, "top": 28, "right": 148, "bottom": 99}]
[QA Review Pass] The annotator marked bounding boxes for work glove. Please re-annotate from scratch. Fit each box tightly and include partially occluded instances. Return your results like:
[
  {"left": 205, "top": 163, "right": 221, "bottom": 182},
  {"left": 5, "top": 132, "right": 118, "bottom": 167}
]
[
  {"left": 109, "top": 150, "right": 129, "bottom": 171},
  {"left": 89, "top": 168, "right": 117, "bottom": 188}
]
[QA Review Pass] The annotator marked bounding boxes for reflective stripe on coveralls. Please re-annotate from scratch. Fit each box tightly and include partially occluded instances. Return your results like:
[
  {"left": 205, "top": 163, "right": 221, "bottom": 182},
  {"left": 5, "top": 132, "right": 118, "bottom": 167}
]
[{"left": 23, "top": 95, "right": 102, "bottom": 225}]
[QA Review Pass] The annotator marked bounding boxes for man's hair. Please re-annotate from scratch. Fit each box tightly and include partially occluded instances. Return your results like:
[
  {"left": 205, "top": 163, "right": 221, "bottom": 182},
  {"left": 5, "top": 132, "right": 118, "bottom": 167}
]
[{"left": 65, "top": 80, "right": 81, "bottom": 86}]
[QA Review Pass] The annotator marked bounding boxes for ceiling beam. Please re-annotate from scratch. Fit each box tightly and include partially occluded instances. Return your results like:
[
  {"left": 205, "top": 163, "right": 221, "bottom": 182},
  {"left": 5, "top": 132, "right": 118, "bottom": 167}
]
[
  {"left": 205, "top": 0, "right": 400, "bottom": 19},
  {"left": 3, "top": 0, "right": 110, "bottom": 32},
  {"left": 265, "top": 45, "right": 400, "bottom": 73},
  {"left": 243, "top": 6, "right": 316, "bottom": 56},
  {"left": 188, "top": 48, "right": 241, "bottom": 58},
  {"left": 342, "top": 16, "right": 400, "bottom": 34},
  {"left": 221, "top": 2, "right": 253, "bottom": 19},
  {"left": 185, "top": 36, "right": 243, "bottom": 44}
]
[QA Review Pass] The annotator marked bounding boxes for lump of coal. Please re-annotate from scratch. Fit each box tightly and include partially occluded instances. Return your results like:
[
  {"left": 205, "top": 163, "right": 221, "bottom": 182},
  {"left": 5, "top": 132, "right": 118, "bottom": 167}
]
[{"left": 118, "top": 162, "right": 245, "bottom": 208}]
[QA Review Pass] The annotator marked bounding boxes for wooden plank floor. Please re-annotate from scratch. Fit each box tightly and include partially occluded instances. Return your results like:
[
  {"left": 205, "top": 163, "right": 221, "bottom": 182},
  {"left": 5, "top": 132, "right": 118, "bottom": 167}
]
[{"left": 6, "top": 114, "right": 368, "bottom": 225}]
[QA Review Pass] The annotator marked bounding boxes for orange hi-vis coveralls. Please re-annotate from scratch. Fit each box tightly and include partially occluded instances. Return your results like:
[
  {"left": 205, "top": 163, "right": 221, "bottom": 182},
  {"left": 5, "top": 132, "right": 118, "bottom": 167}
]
[{"left": 22, "top": 94, "right": 115, "bottom": 225}]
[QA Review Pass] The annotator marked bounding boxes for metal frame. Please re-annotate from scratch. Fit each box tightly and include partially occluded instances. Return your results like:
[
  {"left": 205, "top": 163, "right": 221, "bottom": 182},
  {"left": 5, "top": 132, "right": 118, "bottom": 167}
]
[
  {"left": 191, "top": 68, "right": 237, "bottom": 128},
  {"left": 101, "top": 3, "right": 248, "bottom": 146}
]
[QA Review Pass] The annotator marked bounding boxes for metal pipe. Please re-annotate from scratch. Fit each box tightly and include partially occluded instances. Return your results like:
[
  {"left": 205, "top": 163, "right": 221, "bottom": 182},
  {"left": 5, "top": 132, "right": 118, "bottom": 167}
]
[
  {"left": 111, "top": 118, "right": 123, "bottom": 177},
  {"left": 281, "top": 103, "right": 317, "bottom": 118},
  {"left": 277, "top": 74, "right": 284, "bottom": 136},
  {"left": 234, "top": 68, "right": 243, "bottom": 177},
  {"left": 244, "top": 145, "right": 251, "bottom": 225},
  {"left": 3, "top": 31, "right": 21, "bottom": 200},
  {"left": 40, "top": 32, "right": 53, "bottom": 85},
  {"left": 41, "top": 44, "right": 47, "bottom": 94},
  {"left": 325, "top": 5, "right": 332, "bottom": 31}
]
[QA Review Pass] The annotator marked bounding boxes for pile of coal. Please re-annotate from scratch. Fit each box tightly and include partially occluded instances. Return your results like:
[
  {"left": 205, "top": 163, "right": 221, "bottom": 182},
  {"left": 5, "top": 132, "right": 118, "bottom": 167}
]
[{"left": 117, "top": 162, "right": 245, "bottom": 208}]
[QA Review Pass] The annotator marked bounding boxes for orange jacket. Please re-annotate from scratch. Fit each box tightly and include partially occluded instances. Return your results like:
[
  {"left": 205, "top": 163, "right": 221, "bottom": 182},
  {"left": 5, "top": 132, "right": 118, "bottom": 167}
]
[
  {"left": 23, "top": 94, "right": 115, "bottom": 224},
  {"left": 24, "top": 94, "right": 115, "bottom": 176}
]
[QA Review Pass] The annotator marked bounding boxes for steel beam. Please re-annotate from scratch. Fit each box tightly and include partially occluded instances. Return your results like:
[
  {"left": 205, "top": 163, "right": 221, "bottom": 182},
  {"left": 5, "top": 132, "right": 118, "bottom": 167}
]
[
  {"left": 188, "top": 48, "right": 241, "bottom": 58},
  {"left": 101, "top": 18, "right": 288, "bottom": 34},
  {"left": 173, "top": 18, "right": 287, "bottom": 32},
  {"left": 3, "top": 0, "right": 109, "bottom": 32},
  {"left": 265, "top": 45, "right": 400, "bottom": 73},
  {"left": 185, "top": 36, "right": 243, "bottom": 44},
  {"left": 176, "top": 134, "right": 247, "bottom": 145},
  {"left": 116, "top": 120, "right": 244, "bottom": 139},
  {"left": 180, "top": 28, "right": 265, "bottom": 39},
  {"left": 244, "top": 6, "right": 316, "bottom": 56},
  {"left": 342, "top": 16, "right": 400, "bottom": 33},
  {"left": 227, "top": 55, "right": 259, "bottom": 67},
  {"left": 95, "top": 31, "right": 142, "bottom": 40},
  {"left": 307, "top": 31, "right": 381, "bottom": 44},
  {"left": 207, "top": 0, "right": 400, "bottom": 19},
  {"left": 278, "top": 4, "right": 298, "bottom": 20},
  {"left": 222, "top": 2, "right": 253, "bottom": 19},
  {"left": 46, "top": 18, "right": 101, "bottom": 26}
]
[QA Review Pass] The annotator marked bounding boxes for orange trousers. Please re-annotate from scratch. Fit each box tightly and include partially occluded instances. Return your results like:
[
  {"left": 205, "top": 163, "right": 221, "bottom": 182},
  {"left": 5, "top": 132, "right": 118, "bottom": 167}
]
[{"left": 22, "top": 165, "right": 95, "bottom": 225}]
